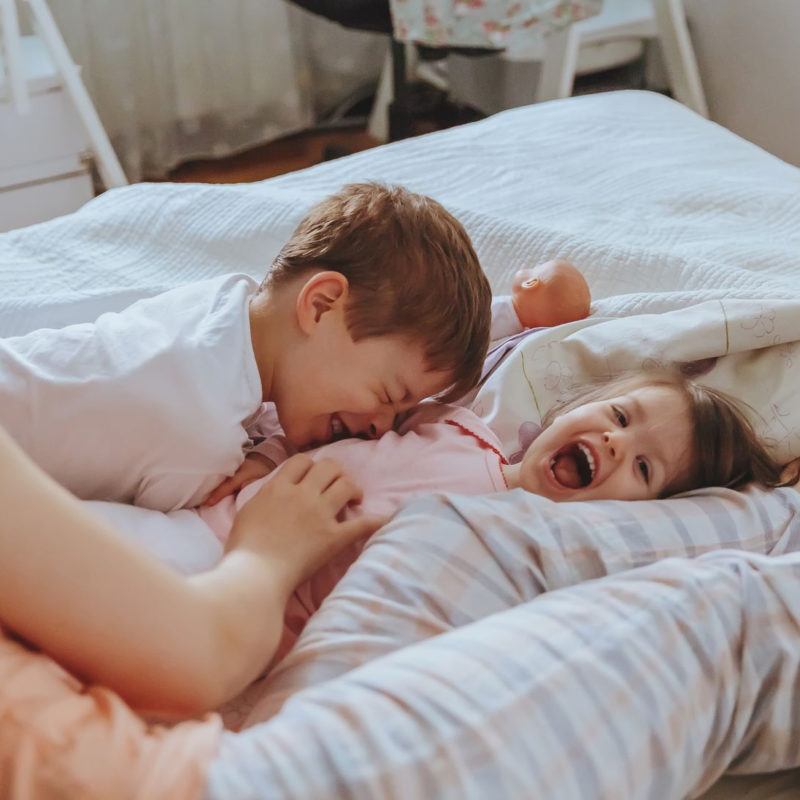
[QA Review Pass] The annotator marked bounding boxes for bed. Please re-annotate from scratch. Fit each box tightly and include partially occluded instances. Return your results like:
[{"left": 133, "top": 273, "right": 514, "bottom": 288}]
[{"left": 2, "top": 90, "right": 800, "bottom": 798}]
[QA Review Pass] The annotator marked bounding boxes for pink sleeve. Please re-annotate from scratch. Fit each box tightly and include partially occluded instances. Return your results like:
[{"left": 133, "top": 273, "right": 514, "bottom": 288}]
[
  {"left": 244, "top": 404, "right": 294, "bottom": 466},
  {"left": 248, "top": 436, "right": 293, "bottom": 467},
  {"left": 245, "top": 403, "right": 282, "bottom": 440}
]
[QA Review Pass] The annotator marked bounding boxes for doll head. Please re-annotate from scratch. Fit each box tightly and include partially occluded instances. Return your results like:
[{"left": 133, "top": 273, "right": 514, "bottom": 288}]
[{"left": 511, "top": 260, "right": 591, "bottom": 328}]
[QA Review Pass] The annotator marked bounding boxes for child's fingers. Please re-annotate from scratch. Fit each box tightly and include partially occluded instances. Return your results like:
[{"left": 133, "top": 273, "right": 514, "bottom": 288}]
[
  {"left": 300, "top": 458, "right": 346, "bottom": 494},
  {"left": 202, "top": 478, "right": 237, "bottom": 507},
  {"left": 273, "top": 453, "right": 315, "bottom": 484},
  {"left": 339, "top": 513, "right": 390, "bottom": 544},
  {"left": 322, "top": 474, "right": 364, "bottom": 513}
]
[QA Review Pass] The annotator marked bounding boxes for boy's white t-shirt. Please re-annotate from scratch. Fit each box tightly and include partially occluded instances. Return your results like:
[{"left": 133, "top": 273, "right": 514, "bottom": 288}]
[{"left": 0, "top": 274, "right": 264, "bottom": 512}]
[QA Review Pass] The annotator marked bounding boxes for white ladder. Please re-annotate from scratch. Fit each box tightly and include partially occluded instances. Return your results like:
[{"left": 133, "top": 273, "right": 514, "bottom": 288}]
[{"left": 0, "top": 0, "right": 128, "bottom": 187}]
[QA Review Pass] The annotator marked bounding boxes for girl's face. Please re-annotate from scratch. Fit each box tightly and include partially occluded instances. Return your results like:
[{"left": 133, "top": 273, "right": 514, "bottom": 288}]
[{"left": 512, "top": 385, "right": 693, "bottom": 502}]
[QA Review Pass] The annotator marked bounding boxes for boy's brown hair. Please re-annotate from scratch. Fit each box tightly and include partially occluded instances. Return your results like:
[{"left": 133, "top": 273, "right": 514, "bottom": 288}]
[
  {"left": 544, "top": 369, "right": 792, "bottom": 497},
  {"left": 264, "top": 182, "right": 491, "bottom": 402}
]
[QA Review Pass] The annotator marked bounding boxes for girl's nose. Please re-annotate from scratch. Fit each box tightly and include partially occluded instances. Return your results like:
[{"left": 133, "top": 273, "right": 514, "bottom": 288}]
[{"left": 602, "top": 430, "right": 623, "bottom": 460}]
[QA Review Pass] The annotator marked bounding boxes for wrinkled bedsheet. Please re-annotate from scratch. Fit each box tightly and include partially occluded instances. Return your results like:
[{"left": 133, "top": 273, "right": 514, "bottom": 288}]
[{"left": 224, "top": 486, "right": 800, "bottom": 726}]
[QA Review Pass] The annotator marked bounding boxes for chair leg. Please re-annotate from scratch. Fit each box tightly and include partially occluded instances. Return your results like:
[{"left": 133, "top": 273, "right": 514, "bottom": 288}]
[
  {"left": 367, "top": 48, "right": 393, "bottom": 142},
  {"left": 1, "top": 0, "right": 31, "bottom": 113},
  {"left": 535, "top": 24, "right": 581, "bottom": 103},
  {"left": 651, "top": 0, "right": 708, "bottom": 117},
  {"left": 388, "top": 40, "right": 415, "bottom": 141}
]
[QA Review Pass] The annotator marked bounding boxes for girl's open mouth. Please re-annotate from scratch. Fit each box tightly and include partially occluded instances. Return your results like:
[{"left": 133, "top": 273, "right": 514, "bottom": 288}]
[{"left": 550, "top": 441, "right": 597, "bottom": 489}]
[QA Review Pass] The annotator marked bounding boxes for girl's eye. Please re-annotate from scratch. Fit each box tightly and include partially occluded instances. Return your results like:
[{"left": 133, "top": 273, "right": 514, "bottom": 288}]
[
  {"left": 637, "top": 457, "right": 650, "bottom": 483},
  {"left": 612, "top": 405, "right": 628, "bottom": 427}
]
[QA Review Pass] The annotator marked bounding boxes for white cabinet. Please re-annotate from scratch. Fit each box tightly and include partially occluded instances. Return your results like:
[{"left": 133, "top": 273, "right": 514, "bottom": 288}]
[{"left": 0, "top": 35, "right": 94, "bottom": 232}]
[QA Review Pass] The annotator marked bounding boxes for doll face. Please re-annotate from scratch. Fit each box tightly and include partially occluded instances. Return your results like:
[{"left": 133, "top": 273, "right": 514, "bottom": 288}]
[{"left": 514, "top": 385, "right": 693, "bottom": 501}]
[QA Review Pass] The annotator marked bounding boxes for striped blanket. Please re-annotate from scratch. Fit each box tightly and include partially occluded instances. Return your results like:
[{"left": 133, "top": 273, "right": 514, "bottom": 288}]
[{"left": 208, "top": 486, "right": 800, "bottom": 798}]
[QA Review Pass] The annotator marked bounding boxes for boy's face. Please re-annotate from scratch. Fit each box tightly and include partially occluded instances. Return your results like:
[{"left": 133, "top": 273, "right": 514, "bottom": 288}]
[{"left": 274, "top": 325, "right": 452, "bottom": 450}]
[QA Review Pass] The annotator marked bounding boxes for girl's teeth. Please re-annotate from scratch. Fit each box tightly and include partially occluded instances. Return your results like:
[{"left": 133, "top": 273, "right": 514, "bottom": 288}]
[
  {"left": 332, "top": 417, "right": 343, "bottom": 435},
  {"left": 577, "top": 443, "right": 596, "bottom": 480}
]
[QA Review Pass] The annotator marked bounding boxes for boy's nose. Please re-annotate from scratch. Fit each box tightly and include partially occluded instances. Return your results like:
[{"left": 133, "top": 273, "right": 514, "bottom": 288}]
[
  {"left": 339, "top": 409, "right": 395, "bottom": 440},
  {"left": 366, "top": 409, "right": 395, "bottom": 439}
]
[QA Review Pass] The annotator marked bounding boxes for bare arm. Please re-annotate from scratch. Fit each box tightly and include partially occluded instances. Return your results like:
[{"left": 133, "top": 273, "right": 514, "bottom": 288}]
[{"left": 0, "top": 426, "right": 381, "bottom": 717}]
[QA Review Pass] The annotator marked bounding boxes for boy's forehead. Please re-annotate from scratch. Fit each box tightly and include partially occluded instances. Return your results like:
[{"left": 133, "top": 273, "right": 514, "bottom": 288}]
[{"left": 364, "top": 336, "right": 454, "bottom": 397}]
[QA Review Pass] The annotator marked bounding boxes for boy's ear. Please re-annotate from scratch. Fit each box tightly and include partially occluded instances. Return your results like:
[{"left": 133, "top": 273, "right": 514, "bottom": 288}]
[{"left": 295, "top": 271, "right": 349, "bottom": 333}]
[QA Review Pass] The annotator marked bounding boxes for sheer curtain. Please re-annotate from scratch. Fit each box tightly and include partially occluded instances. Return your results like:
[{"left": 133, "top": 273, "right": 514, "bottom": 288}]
[{"left": 46, "top": 0, "right": 385, "bottom": 180}]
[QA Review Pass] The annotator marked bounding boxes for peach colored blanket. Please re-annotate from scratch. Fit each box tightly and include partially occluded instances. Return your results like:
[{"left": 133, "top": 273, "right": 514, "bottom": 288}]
[{"left": 0, "top": 625, "right": 220, "bottom": 800}]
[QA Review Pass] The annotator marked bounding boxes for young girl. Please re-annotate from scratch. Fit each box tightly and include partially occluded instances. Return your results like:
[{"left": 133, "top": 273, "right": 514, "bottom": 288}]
[{"left": 194, "top": 368, "right": 791, "bottom": 656}]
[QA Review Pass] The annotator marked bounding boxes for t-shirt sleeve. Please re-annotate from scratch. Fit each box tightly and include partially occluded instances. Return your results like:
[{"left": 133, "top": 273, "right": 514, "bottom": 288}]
[
  {"left": 245, "top": 404, "right": 293, "bottom": 466},
  {"left": 245, "top": 403, "right": 282, "bottom": 440},
  {"left": 0, "top": 275, "right": 262, "bottom": 511}
]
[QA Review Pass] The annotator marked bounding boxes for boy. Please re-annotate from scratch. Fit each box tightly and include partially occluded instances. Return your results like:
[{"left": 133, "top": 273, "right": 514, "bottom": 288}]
[{"left": 0, "top": 183, "right": 491, "bottom": 512}]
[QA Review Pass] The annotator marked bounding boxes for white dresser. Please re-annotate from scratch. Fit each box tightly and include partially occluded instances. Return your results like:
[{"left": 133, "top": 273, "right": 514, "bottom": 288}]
[{"left": 0, "top": 34, "right": 94, "bottom": 233}]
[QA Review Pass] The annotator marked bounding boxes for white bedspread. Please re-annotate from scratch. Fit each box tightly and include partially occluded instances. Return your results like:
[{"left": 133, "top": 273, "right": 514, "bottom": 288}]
[{"left": 3, "top": 91, "right": 799, "bottom": 339}]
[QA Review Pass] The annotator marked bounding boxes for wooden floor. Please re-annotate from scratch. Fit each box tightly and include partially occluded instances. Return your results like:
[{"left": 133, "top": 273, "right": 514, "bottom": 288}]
[{"left": 168, "top": 127, "right": 380, "bottom": 184}]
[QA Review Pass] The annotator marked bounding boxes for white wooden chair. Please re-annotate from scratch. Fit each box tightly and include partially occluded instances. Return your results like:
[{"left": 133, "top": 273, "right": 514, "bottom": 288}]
[{"left": 536, "top": 0, "right": 708, "bottom": 116}]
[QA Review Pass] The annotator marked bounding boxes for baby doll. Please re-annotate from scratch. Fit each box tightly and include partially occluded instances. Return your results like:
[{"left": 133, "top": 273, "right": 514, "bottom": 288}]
[
  {"left": 488, "top": 259, "right": 592, "bottom": 344},
  {"left": 511, "top": 259, "right": 591, "bottom": 328}
]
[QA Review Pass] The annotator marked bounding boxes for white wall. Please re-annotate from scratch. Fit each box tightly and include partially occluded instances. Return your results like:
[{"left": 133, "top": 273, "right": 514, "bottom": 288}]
[{"left": 686, "top": 0, "right": 800, "bottom": 166}]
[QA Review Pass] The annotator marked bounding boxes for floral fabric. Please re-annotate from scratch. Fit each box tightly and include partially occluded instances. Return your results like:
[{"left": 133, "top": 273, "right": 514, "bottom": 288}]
[{"left": 389, "top": 0, "right": 603, "bottom": 51}]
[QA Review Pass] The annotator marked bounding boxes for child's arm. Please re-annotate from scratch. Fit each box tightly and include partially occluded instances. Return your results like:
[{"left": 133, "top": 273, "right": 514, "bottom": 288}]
[
  {"left": 0, "top": 426, "right": 381, "bottom": 717},
  {"left": 202, "top": 434, "right": 292, "bottom": 507},
  {"left": 202, "top": 451, "right": 277, "bottom": 506}
]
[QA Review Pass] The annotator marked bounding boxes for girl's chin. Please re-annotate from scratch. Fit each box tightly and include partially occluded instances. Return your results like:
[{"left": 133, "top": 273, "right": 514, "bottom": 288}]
[
  {"left": 520, "top": 463, "right": 583, "bottom": 501},
  {"left": 520, "top": 476, "right": 567, "bottom": 501}
]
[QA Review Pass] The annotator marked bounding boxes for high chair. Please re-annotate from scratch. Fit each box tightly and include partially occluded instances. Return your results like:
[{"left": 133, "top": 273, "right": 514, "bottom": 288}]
[{"left": 536, "top": 0, "right": 708, "bottom": 116}]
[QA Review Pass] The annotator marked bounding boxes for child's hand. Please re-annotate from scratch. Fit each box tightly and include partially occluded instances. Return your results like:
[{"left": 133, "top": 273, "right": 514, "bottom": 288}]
[
  {"left": 202, "top": 453, "right": 275, "bottom": 507},
  {"left": 228, "top": 454, "right": 387, "bottom": 587}
]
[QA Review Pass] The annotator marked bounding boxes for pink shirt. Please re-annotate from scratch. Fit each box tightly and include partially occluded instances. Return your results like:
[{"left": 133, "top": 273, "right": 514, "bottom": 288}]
[{"left": 199, "top": 403, "right": 507, "bottom": 654}]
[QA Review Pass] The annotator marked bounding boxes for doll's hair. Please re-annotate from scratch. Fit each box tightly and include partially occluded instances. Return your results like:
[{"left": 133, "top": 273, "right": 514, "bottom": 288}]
[{"left": 542, "top": 369, "right": 793, "bottom": 497}]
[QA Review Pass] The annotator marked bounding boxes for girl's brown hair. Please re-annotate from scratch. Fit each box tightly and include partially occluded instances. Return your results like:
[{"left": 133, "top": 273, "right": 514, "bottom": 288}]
[
  {"left": 543, "top": 369, "right": 793, "bottom": 497},
  {"left": 263, "top": 182, "right": 491, "bottom": 402}
]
